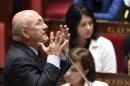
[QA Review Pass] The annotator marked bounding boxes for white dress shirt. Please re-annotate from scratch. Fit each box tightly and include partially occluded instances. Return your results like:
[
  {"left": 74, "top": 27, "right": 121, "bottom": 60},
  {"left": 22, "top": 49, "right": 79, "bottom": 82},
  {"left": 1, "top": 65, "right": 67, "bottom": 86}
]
[
  {"left": 124, "top": 0, "right": 130, "bottom": 7},
  {"left": 29, "top": 46, "right": 60, "bottom": 68},
  {"left": 89, "top": 36, "right": 117, "bottom": 73},
  {"left": 84, "top": 81, "right": 109, "bottom": 86},
  {"left": 61, "top": 80, "right": 109, "bottom": 86}
]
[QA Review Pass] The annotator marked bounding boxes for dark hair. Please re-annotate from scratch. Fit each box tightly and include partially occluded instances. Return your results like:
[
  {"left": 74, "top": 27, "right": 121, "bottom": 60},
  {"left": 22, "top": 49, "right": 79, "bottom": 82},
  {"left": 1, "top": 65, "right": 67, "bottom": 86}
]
[
  {"left": 69, "top": 48, "right": 96, "bottom": 82},
  {"left": 65, "top": 3, "right": 98, "bottom": 49},
  {"left": 123, "top": 35, "right": 130, "bottom": 56},
  {"left": 123, "top": 35, "right": 130, "bottom": 73}
]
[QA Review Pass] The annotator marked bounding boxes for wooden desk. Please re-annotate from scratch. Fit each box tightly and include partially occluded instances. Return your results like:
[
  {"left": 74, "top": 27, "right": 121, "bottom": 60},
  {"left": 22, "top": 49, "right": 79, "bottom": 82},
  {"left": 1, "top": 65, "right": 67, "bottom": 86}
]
[{"left": 96, "top": 72, "right": 130, "bottom": 86}]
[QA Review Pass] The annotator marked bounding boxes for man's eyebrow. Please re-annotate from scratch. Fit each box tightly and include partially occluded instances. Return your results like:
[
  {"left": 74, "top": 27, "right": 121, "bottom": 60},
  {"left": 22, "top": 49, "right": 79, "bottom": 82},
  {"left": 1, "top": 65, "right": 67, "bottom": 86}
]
[{"left": 36, "top": 18, "right": 43, "bottom": 24}]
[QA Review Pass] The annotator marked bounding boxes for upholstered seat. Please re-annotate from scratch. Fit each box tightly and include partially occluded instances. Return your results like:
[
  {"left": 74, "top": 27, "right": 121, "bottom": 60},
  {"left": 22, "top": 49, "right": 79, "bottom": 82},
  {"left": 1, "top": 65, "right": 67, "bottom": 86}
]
[{"left": 0, "top": 22, "right": 5, "bottom": 66}]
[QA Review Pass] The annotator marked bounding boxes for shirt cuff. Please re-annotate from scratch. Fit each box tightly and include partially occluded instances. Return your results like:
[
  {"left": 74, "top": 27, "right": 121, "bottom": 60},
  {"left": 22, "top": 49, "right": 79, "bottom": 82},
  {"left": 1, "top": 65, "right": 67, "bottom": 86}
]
[{"left": 47, "top": 55, "right": 60, "bottom": 69}]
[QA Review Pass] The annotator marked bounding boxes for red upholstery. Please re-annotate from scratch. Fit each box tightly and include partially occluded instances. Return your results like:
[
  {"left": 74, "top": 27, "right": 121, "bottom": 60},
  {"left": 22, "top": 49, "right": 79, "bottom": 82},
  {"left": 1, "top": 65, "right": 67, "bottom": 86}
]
[
  {"left": 0, "top": 23, "right": 5, "bottom": 66},
  {"left": 13, "top": 0, "right": 72, "bottom": 18},
  {"left": 49, "top": 0, "right": 72, "bottom": 2},
  {"left": 44, "top": 0, "right": 72, "bottom": 18},
  {"left": 102, "top": 34, "right": 126, "bottom": 73}
]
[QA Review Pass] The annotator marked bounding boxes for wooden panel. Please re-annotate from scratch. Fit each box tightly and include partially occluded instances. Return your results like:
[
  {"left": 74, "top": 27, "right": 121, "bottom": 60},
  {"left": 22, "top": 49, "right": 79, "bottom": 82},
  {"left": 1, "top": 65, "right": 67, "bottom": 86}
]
[
  {"left": 96, "top": 72, "right": 130, "bottom": 86},
  {"left": 0, "top": 66, "right": 3, "bottom": 86},
  {"left": 44, "top": 19, "right": 130, "bottom": 34},
  {"left": 96, "top": 21, "right": 130, "bottom": 35}
]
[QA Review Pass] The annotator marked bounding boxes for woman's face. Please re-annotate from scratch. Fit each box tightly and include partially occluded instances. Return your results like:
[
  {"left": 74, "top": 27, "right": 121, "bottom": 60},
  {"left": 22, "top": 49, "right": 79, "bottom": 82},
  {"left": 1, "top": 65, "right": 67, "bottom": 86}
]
[
  {"left": 77, "top": 15, "right": 94, "bottom": 40},
  {"left": 64, "top": 62, "right": 85, "bottom": 85}
]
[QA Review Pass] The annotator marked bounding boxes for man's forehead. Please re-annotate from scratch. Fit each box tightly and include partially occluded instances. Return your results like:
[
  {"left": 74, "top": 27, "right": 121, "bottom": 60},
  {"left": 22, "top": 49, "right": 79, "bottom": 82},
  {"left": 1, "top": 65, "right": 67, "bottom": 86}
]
[
  {"left": 12, "top": 10, "right": 42, "bottom": 23},
  {"left": 13, "top": 10, "right": 39, "bottom": 19}
]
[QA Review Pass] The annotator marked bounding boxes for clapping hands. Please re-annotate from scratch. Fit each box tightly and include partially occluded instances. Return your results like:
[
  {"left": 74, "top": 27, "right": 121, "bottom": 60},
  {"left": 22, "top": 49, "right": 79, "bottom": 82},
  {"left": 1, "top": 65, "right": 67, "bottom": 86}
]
[{"left": 38, "top": 25, "right": 70, "bottom": 56}]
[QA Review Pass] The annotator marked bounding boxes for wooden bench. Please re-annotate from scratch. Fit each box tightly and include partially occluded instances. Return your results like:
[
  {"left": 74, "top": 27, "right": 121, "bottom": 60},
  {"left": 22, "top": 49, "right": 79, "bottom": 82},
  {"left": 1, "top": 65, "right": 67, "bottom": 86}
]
[{"left": 96, "top": 72, "right": 130, "bottom": 86}]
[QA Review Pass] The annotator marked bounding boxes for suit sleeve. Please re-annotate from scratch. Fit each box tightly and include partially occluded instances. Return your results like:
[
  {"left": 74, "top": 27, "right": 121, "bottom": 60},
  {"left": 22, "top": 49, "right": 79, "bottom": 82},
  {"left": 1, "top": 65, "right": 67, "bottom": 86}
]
[{"left": 11, "top": 58, "right": 61, "bottom": 86}]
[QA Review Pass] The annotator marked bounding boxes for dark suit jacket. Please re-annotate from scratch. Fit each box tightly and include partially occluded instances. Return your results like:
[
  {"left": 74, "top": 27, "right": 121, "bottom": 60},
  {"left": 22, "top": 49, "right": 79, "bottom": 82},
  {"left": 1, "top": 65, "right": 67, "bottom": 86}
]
[{"left": 3, "top": 41, "right": 71, "bottom": 86}]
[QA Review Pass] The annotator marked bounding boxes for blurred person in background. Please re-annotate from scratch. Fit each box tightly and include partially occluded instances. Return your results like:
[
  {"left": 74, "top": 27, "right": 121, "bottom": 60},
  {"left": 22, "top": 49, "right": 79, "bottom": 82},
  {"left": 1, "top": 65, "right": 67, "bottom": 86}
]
[
  {"left": 73, "top": 0, "right": 123, "bottom": 21},
  {"left": 123, "top": 35, "right": 130, "bottom": 76}
]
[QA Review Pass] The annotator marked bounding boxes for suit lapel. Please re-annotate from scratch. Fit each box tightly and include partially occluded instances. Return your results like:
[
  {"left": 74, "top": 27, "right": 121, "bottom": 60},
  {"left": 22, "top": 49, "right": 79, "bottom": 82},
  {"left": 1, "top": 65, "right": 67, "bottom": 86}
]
[{"left": 13, "top": 41, "right": 45, "bottom": 66}]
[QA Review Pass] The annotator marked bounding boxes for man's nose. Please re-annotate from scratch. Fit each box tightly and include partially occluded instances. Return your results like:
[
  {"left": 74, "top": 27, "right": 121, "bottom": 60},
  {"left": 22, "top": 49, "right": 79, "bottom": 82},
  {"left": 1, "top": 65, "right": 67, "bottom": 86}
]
[
  {"left": 65, "top": 71, "right": 71, "bottom": 77},
  {"left": 42, "top": 23, "right": 48, "bottom": 30}
]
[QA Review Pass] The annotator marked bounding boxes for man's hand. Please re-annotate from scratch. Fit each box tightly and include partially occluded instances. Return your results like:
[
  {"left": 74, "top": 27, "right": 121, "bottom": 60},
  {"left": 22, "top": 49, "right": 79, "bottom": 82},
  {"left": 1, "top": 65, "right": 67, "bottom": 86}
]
[{"left": 38, "top": 25, "right": 70, "bottom": 56}]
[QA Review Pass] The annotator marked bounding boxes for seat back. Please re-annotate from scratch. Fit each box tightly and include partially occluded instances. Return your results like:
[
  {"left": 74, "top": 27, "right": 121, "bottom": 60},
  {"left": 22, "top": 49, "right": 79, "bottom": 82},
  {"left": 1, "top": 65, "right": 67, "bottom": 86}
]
[
  {"left": 101, "top": 34, "right": 126, "bottom": 73},
  {"left": 44, "top": 0, "right": 72, "bottom": 18},
  {"left": 0, "top": 22, "right": 5, "bottom": 66},
  {"left": 97, "top": 21, "right": 130, "bottom": 73}
]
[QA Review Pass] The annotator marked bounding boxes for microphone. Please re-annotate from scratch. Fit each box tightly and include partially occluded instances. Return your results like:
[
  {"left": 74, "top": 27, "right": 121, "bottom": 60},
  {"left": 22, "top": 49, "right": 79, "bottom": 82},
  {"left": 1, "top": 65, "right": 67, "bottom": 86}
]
[
  {"left": 124, "top": 9, "right": 129, "bottom": 19},
  {"left": 124, "top": 0, "right": 130, "bottom": 21}
]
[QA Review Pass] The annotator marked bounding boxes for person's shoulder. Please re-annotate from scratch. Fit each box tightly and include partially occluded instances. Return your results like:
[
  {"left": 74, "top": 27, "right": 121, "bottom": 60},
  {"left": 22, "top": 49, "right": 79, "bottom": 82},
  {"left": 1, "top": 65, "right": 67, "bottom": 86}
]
[
  {"left": 6, "top": 42, "right": 34, "bottom": 61},
  {"left": 90, "top": 36, "right": 113, "bottom": 48},
  {"left": 92, "top": 80, "right": 109, "bottom": 86},
  {"left": 96, "top": 36, "right": 112, "bottom": 45},
  {"left": 98, "top": 36, "right": 111, "bottom": 42}
]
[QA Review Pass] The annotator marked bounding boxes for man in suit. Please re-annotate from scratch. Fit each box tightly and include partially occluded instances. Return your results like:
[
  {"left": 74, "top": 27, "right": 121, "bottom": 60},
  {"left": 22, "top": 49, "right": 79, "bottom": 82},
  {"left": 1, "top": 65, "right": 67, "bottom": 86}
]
[{"left": 3, "top": 10, "right": 71, "bottom": 86}]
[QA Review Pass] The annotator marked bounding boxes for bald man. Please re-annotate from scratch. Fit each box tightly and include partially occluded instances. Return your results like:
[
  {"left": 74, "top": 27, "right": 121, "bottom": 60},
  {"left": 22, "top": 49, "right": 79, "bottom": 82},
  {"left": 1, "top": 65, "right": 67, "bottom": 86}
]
[{"left": 3, "top": 10, "right": 71, "bottom": 86}]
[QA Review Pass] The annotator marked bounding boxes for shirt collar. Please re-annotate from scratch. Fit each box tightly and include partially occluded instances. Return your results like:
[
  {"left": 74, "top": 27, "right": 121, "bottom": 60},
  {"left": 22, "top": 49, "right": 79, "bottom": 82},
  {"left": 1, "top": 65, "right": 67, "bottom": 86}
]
[
  {"left": 28, "top": 46, "right": 38, "bottom": 55},
  {"left": 124, "top": 0, "right": 130, "bottom": 7},
  {"left": 90, "top": 39, "right": 100, "bottom": 46}
]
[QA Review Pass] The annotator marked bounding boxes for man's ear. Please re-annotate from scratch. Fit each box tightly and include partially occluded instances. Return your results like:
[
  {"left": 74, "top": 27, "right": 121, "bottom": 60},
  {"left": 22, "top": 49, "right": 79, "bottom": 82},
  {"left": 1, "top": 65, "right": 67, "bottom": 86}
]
[{"left": 21, "top": 29, "right": 30, "bottom": 38}]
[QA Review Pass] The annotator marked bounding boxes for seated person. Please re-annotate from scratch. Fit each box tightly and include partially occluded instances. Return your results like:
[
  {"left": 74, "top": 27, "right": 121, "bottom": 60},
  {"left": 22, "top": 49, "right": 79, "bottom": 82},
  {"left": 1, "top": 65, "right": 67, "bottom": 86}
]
[
  {"left": 73, "top": 0, "right": 123, "bottom": 21},
  {"left": 94, "top": 0, "right": 123, "bottom": 21},
  {"left": 62, "top": 48, "right": 109, "bottom": 86},
  {"left": 73, "top": 0, "right": 112, "bottom": 12},
  {"left": 123, "top": 35, "right": 130, "bottom": 75}
]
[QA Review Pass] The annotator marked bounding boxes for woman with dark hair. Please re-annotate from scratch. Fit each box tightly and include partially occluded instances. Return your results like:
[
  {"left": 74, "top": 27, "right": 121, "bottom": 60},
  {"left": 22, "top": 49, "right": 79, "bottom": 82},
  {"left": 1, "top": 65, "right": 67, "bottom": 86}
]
[
  {"left": 62, "top": 48, "right": 109, "bottom": 86},
  {"left": 65, "top": 4, "right": 117, "bottom": 73}
]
